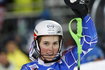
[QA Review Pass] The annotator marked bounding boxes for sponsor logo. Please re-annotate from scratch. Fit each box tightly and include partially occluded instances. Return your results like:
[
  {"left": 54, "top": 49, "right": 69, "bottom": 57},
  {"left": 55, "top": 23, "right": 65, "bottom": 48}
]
[{"left": 47, "top": 25, "right": 55, "bottom": 29}]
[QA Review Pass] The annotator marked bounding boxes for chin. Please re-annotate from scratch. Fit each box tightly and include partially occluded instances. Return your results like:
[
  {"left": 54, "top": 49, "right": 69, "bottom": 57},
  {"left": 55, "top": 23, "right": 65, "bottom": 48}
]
[{"left": 45, "top": 58, "right": 53, "bottom": 61}]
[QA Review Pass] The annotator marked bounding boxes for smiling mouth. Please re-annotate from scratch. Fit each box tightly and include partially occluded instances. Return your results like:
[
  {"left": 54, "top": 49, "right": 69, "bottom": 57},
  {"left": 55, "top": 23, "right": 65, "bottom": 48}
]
[{"left": 42, "top": 54, "right": 55, "bottom": 58}]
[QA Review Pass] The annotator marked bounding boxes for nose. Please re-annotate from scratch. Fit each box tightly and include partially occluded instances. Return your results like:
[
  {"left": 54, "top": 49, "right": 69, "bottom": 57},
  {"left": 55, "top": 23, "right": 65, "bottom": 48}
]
[{"left": 47, "top": 45, "right": 54, "bottom": 54}]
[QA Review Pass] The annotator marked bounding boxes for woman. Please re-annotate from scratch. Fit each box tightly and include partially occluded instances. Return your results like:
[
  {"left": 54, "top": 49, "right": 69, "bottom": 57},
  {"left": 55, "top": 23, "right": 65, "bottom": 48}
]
[{"left": 21, "top": 0, "right": 98, "bottom": 70}]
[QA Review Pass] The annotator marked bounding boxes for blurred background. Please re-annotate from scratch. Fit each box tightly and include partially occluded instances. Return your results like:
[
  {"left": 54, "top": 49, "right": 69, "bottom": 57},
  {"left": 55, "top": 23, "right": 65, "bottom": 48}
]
[{"left": 0, "top": 0, "right": 105, "bottom": 70}]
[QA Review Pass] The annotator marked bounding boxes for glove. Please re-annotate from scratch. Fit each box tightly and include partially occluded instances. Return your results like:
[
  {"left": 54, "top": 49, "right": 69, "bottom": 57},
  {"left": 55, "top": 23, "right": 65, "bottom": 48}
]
[{"left": 64, "top": 0, "right": 90, "bottom": 18}]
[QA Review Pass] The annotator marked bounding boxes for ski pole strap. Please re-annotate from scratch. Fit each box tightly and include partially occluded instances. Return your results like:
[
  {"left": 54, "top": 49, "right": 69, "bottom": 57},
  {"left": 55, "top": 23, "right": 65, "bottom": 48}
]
[{"left": 68, "top": 18, "right": 83, "bottom": 69}]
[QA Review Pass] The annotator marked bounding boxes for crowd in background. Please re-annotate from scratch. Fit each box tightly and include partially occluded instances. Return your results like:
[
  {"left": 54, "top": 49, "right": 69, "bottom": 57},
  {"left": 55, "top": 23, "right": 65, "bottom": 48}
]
[{"left": 0, "top": 0, "right": 105, "bottom": 70}]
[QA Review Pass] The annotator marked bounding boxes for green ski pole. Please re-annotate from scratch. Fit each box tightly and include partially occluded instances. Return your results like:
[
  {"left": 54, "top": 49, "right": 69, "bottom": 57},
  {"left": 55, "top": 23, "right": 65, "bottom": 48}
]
[{"left": 68, "top": 18, "right": 83, "bottom": 70}]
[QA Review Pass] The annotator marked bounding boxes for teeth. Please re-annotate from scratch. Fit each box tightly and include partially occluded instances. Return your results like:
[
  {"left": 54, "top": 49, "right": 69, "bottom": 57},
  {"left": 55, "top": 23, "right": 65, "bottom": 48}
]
[{"left": 70, "top": 0, "right": 77, "bottom": 3}]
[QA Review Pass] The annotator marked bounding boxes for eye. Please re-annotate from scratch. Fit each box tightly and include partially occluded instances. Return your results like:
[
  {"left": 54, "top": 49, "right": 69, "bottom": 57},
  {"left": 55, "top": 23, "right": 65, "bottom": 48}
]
[
  {"left": 53, "top": 42, "right": 59, "bottom": 45},
  {"left": 44, "top": 42, "right": 49, "bottom": 46}
]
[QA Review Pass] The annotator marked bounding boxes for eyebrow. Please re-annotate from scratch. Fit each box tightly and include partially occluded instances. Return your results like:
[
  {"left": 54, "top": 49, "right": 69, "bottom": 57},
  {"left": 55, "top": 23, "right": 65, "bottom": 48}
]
[{"left": 43, "top": 41, "right": 59, "bottom": 42}]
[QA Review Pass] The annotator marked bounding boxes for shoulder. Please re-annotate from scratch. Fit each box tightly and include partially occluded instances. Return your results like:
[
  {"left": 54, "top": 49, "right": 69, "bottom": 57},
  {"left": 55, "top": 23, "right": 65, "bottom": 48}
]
[{"left": 21, "top": 61, "right": 38, "bottom": 70}]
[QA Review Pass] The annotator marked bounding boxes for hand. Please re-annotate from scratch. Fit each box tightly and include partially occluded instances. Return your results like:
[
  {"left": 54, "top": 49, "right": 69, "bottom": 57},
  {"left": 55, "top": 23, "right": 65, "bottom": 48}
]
[{"left": 64, "top": 0, "right": 90, "bottom": 18}]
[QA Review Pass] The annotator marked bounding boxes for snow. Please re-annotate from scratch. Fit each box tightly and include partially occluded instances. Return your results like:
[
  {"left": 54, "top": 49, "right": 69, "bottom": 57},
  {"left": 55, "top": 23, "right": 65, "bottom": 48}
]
[{"left": 74, "top": 60, "right": 105, "bottom": 70}]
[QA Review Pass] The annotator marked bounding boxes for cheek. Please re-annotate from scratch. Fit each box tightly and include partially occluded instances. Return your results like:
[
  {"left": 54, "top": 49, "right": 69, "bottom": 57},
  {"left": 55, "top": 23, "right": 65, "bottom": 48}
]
[
  {"left": 53, "top": 45, "right": 59, "bottom": 53},
  {"left": 53, "top": 48, "right": 59, "bottom": 53},
  {"left": 40, "top": 47, "right": 48, "bottom": 53}
]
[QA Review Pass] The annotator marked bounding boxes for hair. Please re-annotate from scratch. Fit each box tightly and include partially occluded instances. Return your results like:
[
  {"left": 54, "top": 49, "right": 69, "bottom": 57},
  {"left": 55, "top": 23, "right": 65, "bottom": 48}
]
[{"left": 0, "top": 47, "right": 7, "bottom": 54}]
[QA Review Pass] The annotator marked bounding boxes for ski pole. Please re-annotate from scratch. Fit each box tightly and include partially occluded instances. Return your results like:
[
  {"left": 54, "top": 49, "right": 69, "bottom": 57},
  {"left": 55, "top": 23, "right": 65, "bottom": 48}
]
[{"left": 68, "top": 18, "right": 83, "bottom": 70}]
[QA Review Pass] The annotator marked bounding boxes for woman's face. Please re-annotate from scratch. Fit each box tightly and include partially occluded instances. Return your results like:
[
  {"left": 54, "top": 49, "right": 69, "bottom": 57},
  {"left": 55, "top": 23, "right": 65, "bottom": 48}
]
[{"left": 39, "top": 35, "right": 60, "bottom": 61}]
